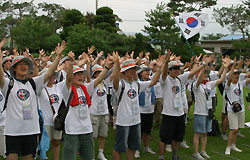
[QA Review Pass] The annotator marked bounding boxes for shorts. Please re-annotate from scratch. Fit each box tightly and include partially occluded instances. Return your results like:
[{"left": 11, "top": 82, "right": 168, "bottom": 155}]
[
  {"left": 6, "top": 134, "right": 38, "bottom": 157},
  {"left": 45, "top": 125, "right": 62, "bottom": 140},
  {"left": 90, "top": 114, "right": 109, "bottom": 138},
  {"left": 62, "top": 133, "right": 94, "bottom": 160},
  {"left": 141, "top": 113, "right": 154, "bottom": 134},
  {"left": 0, "top": 126, "right": 5, "bottom": 156},
  {"left": 193, "top": 114, "right": 212, "bottom": 133},
  {"left": 160, "top": 115, "right": 185, "bottom": 144},
  {"left": 114, "top": 124, "right": 141, "bottom": 152},
  {"left": 228, "top": 111, "right": 245, "bottom": 130},
  {"left": 187, "top": 90, "right": 193, "bottom": 102}
]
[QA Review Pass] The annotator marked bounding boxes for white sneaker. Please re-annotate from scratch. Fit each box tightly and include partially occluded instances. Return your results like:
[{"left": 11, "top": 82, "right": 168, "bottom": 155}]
[
  {"left": 192, "top": 153, "right": 205, "bottom": 160},
  {"left": 144, "top": 147, "right": 156, "bottom": 154},
  {"left": 200, "top": 151, "right": 210, "bottom": 159},
  {"left": 180, "top": 141, "right": 190, "bottom": 148},
  {"left": 135, "top": 150, "right": 140, "bottom": 158},
  {"left": 237, "top": 131, "right": 245, "bottom": 138},
  {"left": 166, "top": 144, "right": 172, "bottom": 152},
  {"left": 221, "top": 133, "right": 228, "bottom": 140},
  {"left": 225, "top": 146, "right": 231, "bottom": 155},
  {"left": 231, "top": 144, "right": 242, "bottom": 152},
  {"left": 98, "top": 153, "right": 107, "bottom": 160}
]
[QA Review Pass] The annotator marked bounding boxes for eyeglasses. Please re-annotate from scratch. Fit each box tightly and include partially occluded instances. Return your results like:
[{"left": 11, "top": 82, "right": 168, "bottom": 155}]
[{"left": 171, "top": 66, "right": 180, "bottom": 70}]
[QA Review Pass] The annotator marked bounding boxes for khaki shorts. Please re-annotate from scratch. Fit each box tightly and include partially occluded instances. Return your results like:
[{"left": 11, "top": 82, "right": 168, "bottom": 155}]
[
  {"left": 187, "top": 90, "right": 192, "bottom": 102},
  {"left": 228, "top": 111, "right": 245, "bottom": 130},
  {"left": 0, "top": 126, "right": 6, "bottom": 157},
  {"left": 90, "top": 114, "right": 109, "bottom": 138},
  {"left": 45, "top": 125, "right": 62, "bottom": 140}
]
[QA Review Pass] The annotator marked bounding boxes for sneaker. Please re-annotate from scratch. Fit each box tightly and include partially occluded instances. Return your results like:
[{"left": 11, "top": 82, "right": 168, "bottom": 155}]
[
  {"left": 98, "top": 153, "right": 107, "bottom": 160},
  {"left": 172, "top": 156, "right": 180, "bottom": 160},
  {"left": 192, "top": 153, "right": 205, "bottom": 160},
  {"left": 135, "top": 150, "right": 140, "bottom": 158},
  {"left": 144, "top": 147, "right": 156, "bottom": 154},
  {"left": 180, "top": 141, "right": 190, "bottom": 148},
  {"left": 166, "top": 144, "right": 172, "bottom": 152},
  {"left": 225, "top": 146, "right": 231, "bottom": 155},
  {"left": 231, "top": 144, "right": 242, "bottom": 152},
  {"left": 200, "top": 151, "right": 210, "bottom": 159},
  {"left": 221, "top": 133, "right": 228, "bottom": 140},
  {"left": 237, "top": 131, "right": 245, "bottom": 138}
]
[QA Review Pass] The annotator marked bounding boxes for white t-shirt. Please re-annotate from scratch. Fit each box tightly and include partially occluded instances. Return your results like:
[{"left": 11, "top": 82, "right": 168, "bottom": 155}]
[
  {"left": 1, "top": 74, "right": 46, "bottom": 136},
  {"left": 193, "top": 81, "right": 217, "bottom": 116},
  {"left": 62, "top": 81, "right": 94, "bottom": 135},
  {"left": 225, "top": 80, "right": 246, "bottom": 112},
  {"left": 0, "top": 90, "right": 5, "bottom": 126},
  {"left": 139, "top": 81, "right": 154, "bottom": 114},
  {"left": 160, "top": 73, "right": 189, "bottom": 116},
  {"left": 181, "top": 72, "right": 190, "bottom": 109},
  {"left": 38, "top": 80, "right": 66, "bottom": 126},
  {"left": 89, "top": 77, "right": 111, "bottom": 115},
  {"left": 187, "top": 76, "right": 196, "bottom": 91},
  {"left": 115, "top": 80, "right": 150, "bottom": 126},
  {"left": 209, "top": 71, "right": 219, "bottom": 97}
]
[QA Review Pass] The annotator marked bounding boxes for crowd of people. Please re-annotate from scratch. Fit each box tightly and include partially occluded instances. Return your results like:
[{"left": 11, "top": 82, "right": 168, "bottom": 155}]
[{"left": 0, "top": 38, "right": 250, "bottom": 160}]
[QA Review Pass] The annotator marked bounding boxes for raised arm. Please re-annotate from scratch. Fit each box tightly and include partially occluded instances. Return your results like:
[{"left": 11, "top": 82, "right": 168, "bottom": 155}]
[
  {"left": 227, "top": 57, "right": 236, "bottom": 87},
  {"left": 149, "top": 55, "right": 165, "bottom": 87},
  {"left": 66, "top": 51, "right": 74, "bottom": 89},
  {"left": 44, "top": 41, "right": 66, "bottom": 83},
  {"left": 112, "top": 52, "right": 120, "bottom": 92},
  {"left": 161, "top": 50, "right": 172, "bottom": 81},
  {"left": 93, "top": 55, "right": 113, "bottom": 88},
  {"left": 0, "top": 38, "right": 7, "bottom": 89},
  {"left": 196, "top": 68, "right": 205, "bottom": 88},
  {"left": 216, "top": 58, "right": 230, "bottom": 85},
  {"left": 189, "top": 55, "right": 211, "bottom": 79}
]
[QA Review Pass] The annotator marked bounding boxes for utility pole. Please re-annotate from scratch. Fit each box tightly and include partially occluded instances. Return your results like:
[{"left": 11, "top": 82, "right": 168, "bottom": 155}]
[{"left": 96, "top": 0, "right": 98, "bottom": 13}]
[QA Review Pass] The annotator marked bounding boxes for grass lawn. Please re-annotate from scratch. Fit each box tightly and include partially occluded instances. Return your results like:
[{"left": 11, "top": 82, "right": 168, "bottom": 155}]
[{"left": 1, "top": 88, "right": 250, "bottom": 160}]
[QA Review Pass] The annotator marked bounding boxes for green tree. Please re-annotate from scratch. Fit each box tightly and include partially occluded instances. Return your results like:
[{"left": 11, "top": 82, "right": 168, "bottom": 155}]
[
  {"left": 94, "top": 6, "right": 119, "bottom": 33},
  {"left": 213, "top": 5, "right": 250, "bottom": 40},
  {"left": 143, "top": 2, "right": 180, "bottom": 53},
  {"left": 38, "top": 2, "right": 66, "bottom": 32},
  {"left": 11, "top": 17, "right": 54, "bottom": 50},
  {"left": 201, "top": 33, "right": 228, "bottom": 40},
  {"left": 167, "top": 0, "right": 217, "bottom": 14}
]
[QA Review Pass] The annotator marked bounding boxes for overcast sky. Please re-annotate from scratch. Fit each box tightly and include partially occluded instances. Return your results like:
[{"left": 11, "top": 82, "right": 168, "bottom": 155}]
[{"left": 31, "top": 0, "right": 243, "bottom": 36}]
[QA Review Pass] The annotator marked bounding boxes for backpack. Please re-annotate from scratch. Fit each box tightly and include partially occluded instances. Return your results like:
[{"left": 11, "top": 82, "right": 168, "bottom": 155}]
[
  {"left": 54, "top": 91, "right": 73, "bottom": 131},
  {"left": 208, "top": 117, "right": 220, "bottom": 136},
  {"left": 112, "top": 80, "right": 140, "bottom": 116}
]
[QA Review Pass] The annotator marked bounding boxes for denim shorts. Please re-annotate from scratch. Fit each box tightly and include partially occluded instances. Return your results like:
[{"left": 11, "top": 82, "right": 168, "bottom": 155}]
[
  {"left": 193, "top": 114, "right": 212, "bottom": 133},
  {"left": 114, "top": 123, "right": 141, "bottom": 152}
]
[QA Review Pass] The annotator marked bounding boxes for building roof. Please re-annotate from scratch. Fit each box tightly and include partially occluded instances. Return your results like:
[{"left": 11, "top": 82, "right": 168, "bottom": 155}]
[{"left": 218, "top": 34, "right": 248, "bottom": 40}]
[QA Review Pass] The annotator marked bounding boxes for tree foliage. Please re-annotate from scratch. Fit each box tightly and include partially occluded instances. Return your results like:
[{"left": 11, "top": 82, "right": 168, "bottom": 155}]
[
  {"left": 213, "top": 5, "right": 250, "bottom": 40},
  {"left": 201, "top": 33, "right": 228, "bottom": 40}
]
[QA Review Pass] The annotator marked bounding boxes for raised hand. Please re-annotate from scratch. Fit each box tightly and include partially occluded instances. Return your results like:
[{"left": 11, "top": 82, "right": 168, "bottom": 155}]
[
  {"left": 97, "top": 51, "right": 104, "bottom": 58},
  {"left": 245, "top": 59, "right": 250, "bottom": 67},
  {"left": 145, "top": 52, "right": 150, "bottom": 59},
  {"left": 23, "top": 48, "right": 30, "bottom": 58},
  {"left": 195, "top": 53, "right": 202, "bottom": 63},
  {"left": 222, "top": 56, "right": 231, "bottom": 68},
  {"left": 68, "top": 51, "right": 75, "bottom": 62},
  {"left": 112, "top": 51, "right": 120, "bottom": 63},
  {"left": 0, "top": 38, "right": 6, "bottom": 49},
  {"left": 130, "top": 51, "right": 134, "bottom": 59},
  {"left": 88, "top": 46, "right": 95, "bottom": 55},
  {"left": 55, "top": 41, "right": 66, "bottom": 56},
  {"left": 156, "top": 55, "right": 166, "bottom": 69}
]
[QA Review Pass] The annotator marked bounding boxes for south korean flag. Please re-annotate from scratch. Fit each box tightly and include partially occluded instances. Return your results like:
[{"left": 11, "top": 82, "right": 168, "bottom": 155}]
[{"left": 174, "top": 12, "right": 208, "bottom": 39}]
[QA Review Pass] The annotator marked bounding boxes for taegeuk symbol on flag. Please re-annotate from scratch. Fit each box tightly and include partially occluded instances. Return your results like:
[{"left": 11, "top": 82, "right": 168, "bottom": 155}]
[{"left": 174, "top": 12, "right": 208, "bottom": 39}]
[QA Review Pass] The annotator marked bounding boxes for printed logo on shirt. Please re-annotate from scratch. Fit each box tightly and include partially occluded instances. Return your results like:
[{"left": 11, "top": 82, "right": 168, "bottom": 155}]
[
  {"left": 234, "top": 88, "right": 241, "bottom": 96},
  {"left": 4, "top": 75, "right": 9, "bottom": 78},
  {"left": 172, "top": 86, "right": 180, "bottom": 94},
  {"left": 79, "top": 96, "right": 87, "bottom": 105},
  {"left": 50, "top": 94, "right": 59, "bottom": 103},
  {"left": 0, "top": 94, "right": 3, "bottom": 102},
  {"left": 17, "top": 89, "right": 30, "bottom": 101},
  {"left": 96, "top": 89, "right": 106, "bottom": 97},
  {"left": 204, "top": 88, "right": 211, "bottom": 96},
  {"left": 127, "top": 89, "right": 137, "bottom": 99}
]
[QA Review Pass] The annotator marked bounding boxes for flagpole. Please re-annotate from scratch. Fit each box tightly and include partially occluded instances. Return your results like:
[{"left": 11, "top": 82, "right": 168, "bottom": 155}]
[{"left": 171, "top": 14, "right": 196, "bottom": 57}]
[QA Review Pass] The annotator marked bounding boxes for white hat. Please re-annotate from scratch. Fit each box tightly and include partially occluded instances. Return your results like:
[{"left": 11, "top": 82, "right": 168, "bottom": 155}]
[
  {"left": 73, "top": 65, "right": 88, "bottom": 75},
  {"left": 141, "top": 58, "right": 148, "bottom": 64},
  {"left": 59, "top": 56, "right": 69, "bottom": 66},
  {"left": 137, "top": 64, "right": 152, "bottom": 74},
  {"left": 168, "top": 60, "right": 183, "bottom": 69},
  {"left": 9, "top": 56, "right": 33, "bottom": 77},
  {"left": 2, "top": 56, "right": 12, "bottom": 65},
  {"left": 233, "top": 69, "right": 240, "bottom": 73},
  {"left": 120, "top": 59, "right": 140, "bottom": 72},
  {"left": 92, "top": 64, "right": 103, "bottom": 77}
]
